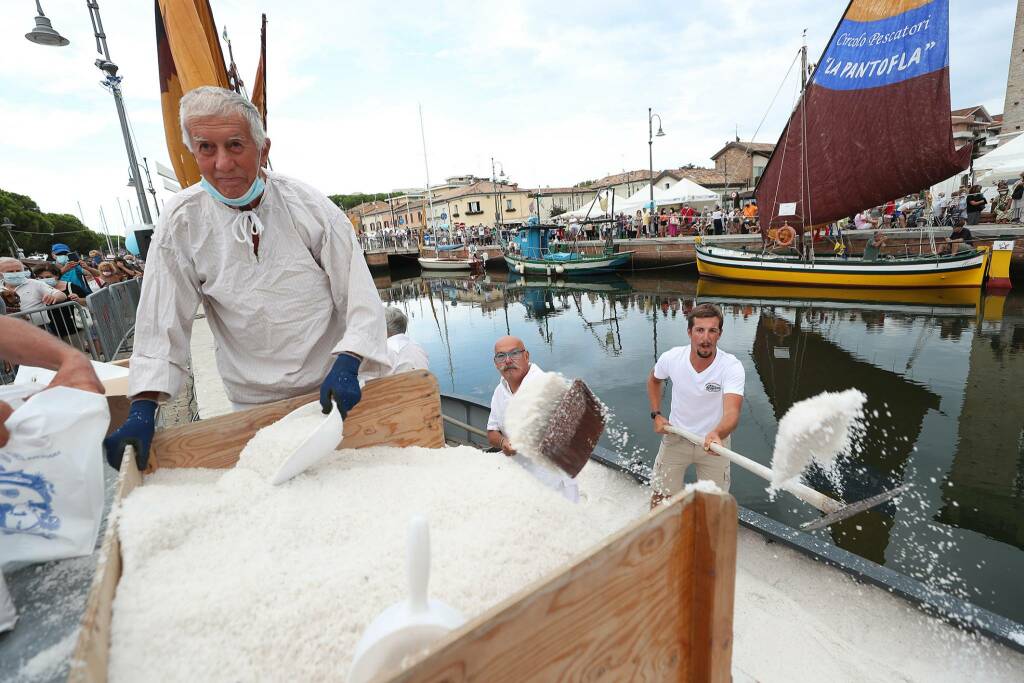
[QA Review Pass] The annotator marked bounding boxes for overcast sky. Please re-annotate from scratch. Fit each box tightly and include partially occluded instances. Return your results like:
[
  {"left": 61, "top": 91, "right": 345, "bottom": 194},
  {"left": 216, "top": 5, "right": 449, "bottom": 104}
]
[{"left": 0, "top": 0, "right": 1016, "bottom": 236}]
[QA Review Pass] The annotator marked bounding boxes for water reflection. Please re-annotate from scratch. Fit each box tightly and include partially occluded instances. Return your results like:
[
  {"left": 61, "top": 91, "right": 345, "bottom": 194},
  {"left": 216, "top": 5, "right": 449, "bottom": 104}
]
[{"left": 379, "top": 269, "right": 1024, "bottom": 621}]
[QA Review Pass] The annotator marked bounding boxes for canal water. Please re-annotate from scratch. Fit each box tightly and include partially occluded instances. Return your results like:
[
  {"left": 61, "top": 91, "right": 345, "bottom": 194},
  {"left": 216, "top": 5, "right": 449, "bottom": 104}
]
[{"left": 378, "top": 267, "right": 1024, "bottom": 625}]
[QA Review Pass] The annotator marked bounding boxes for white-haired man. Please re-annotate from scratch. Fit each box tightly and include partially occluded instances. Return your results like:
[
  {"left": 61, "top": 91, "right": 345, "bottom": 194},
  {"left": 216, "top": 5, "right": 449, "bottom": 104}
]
[
  {"left": 0, "top": 257, "right": 66, "bottom": 327},
  {"left": 104, "top": 86, "right": 388, "bottom": 471},
  {"left": 384, "top": 307, "right": 428, "bottom": 373}
]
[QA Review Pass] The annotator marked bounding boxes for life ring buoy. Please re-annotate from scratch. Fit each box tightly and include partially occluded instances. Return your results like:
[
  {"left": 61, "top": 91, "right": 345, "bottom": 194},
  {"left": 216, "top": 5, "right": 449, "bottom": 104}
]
[
  {"left": 777, "top": 225, "right": 796, "bottom": 247},
  {"left": 555, "top": 264, "right": 565, "bottom": 274}
]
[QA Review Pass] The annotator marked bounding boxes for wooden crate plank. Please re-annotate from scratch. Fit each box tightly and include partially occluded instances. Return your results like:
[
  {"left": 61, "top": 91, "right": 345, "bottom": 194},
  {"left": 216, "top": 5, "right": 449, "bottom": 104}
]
[
  {"left": 149, "top": 370, "right": 445, "bottom": 470},
  {"left": 69, "top": 448, "right": 142, "bottom": 683},
  {"left": 683, "top": 492, "right": 738, "bottom": 682},
  {"left": 388, "top": 490, "right": 737, "bottom": 682}
]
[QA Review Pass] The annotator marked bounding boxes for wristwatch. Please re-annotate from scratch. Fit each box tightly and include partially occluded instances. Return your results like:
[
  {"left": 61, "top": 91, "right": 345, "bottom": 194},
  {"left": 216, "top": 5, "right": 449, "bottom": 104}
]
[{"left": 650, "top": 411, "right": 662, "bottom": 420}]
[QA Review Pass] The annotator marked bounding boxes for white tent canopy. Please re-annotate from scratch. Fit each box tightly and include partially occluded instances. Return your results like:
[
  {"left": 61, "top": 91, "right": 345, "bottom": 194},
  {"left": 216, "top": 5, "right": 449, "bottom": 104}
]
[
  {"left": 557, "top": 188, "right": 626, "bottom": 220},
  {"left": 617, "top": 179, "right": 720, "bottom": 213},
  {"left": 975, "top": 135, "right": 1024, "bottom": 185}
]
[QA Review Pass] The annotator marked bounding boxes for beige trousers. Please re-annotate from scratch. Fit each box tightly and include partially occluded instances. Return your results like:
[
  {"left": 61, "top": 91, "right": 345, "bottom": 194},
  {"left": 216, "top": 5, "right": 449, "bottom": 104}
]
[{"left": 651, "top": 432, "right": 731, "bottom": 494}]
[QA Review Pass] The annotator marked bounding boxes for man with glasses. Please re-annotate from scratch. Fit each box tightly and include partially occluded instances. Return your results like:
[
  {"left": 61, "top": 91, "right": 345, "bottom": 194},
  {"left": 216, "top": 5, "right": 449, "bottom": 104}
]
[{"left": 485, "top": 335, "right": 577, "bottom": 500}]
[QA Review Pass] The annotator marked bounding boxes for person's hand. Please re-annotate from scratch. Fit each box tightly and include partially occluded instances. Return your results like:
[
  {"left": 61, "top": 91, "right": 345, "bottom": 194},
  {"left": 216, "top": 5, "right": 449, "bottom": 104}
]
[
  {"left": 0, "top": 401, "right": 12, "bottom": 448},
  {"left": 42, "top": 291, "right": 63, "bottom": 305},
  {"left": 703, "top": 430, "right": 723, "bottom": 454},
  {"left": 103, "top": 400, "right": 157, "bottom": 470},
  {"left": 500, "top": 436, "right": 516, "bottom": 457},
  {"left": 48, "top": 351, "right": 105, "bottom": 394},
  {"left": 68, "top": 293, "right": 80, "bottom": 302},
  {"left": 653, "top": 415, "right": 669, "bottom": 434},
  {"left": 320, "top": 353, "right": 361, "bottom": 417}
]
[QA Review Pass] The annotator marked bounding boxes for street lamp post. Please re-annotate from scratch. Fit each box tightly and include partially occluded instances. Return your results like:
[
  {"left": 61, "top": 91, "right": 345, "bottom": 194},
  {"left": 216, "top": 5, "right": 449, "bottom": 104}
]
[
  {"left": 490, "top": 157, "right": 507, "bottom": 231},
  {"left": 25, "top": 0, "right": 154, "bottom": 226},
  {"left": 648, "top": 108, "right": 666, "bottom": 219},
  {"left": 0, "top": 218, "right": 21, "bottom": 259}
]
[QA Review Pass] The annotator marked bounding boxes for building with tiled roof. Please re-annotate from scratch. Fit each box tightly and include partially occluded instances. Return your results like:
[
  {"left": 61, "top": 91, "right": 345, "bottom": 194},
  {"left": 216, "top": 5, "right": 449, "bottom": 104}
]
[
  {"left": 951, "top": 105, "right": 1001, "bottom": 158},
  {"left": 526, "top": 186, "right": 599, "bottom": 220},
  {"left": 429, "top": 180, "right": 533, "bottom": 229}
]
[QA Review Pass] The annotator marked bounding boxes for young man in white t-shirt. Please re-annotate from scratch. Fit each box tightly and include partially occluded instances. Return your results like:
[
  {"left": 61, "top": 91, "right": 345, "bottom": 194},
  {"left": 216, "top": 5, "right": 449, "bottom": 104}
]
[{"left": 646, "top": 303, "right": 744, "bottom": 507}]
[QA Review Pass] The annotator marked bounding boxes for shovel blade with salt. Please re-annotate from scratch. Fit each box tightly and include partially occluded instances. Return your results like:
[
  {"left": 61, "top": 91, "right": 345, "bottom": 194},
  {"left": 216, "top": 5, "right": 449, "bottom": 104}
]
[{"left": 537, "top": 379, "right": 605, "bottom": 478}]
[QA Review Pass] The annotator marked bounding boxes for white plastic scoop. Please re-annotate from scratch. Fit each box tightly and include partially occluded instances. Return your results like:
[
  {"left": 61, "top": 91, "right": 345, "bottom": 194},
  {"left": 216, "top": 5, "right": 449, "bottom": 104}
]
[
  {"left": 270, "top": 401, "right": 344, "bottom": 485},
  {"left": 347, "top": 516, "right": 465, "bottom": 683}
]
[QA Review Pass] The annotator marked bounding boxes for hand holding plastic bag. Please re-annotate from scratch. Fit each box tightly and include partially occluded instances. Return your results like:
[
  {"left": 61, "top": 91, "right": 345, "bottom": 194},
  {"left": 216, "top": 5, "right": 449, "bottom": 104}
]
[{"left": 0, "top": 387, "right": 109, "bottom": 571}]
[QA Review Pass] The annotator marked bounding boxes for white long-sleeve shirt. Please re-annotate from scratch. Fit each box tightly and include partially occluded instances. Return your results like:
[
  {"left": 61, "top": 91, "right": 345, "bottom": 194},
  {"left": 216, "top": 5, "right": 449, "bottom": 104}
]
[
  {"left": 386, "top": 333, "right": 429, "bottom": 374},
  {"left": 129, "top": 171, "right": 388, "bottom": 405}
]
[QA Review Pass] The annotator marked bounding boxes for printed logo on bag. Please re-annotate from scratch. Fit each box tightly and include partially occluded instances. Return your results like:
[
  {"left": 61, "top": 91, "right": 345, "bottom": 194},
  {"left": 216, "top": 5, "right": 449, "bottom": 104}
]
[
  {"left": 705, "top": 382, "right": 722, "bottom": 393},
  {"left": 0, "top": 469, "right": 60, "bottom": 537}
]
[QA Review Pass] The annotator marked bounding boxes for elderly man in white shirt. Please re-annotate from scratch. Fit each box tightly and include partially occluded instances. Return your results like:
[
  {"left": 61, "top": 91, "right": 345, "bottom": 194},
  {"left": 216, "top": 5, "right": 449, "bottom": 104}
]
[
  {"left": 103, "top": 86, "right": 388, "bottom": 471},
  {"left": 486, "top": 335, "right": 578, "bottom": 501},
  {"left": 384, "top": 307, "right": 428, "bottom": 373},
  {"left": 0, "top": 258, "right": 67, "bottom": 326}
]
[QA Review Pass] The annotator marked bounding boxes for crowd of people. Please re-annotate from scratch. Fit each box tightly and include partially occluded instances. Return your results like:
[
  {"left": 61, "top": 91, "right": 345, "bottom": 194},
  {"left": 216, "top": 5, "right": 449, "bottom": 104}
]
[{"left": 1, "top": 243, "right": 144, "bottom": 367}]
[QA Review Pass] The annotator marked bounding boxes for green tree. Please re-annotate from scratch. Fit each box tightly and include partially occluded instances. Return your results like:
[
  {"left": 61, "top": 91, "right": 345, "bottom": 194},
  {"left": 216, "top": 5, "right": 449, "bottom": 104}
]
[
  {"left": 0, "top": 188, "right": 108, "bottom": 258},
  {"left": 328, "top": 192, "right": 393, "bottom": 211}
]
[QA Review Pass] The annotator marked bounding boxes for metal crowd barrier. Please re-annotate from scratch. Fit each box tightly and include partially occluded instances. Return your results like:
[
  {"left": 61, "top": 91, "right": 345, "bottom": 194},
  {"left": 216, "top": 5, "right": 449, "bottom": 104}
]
[{"left": 85, "top": 278, "right": 142, "bottom": 363}]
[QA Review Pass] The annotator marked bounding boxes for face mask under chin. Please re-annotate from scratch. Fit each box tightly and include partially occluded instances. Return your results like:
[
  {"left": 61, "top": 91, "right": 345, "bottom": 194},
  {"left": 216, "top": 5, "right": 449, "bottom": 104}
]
[{"left": 200, "top": 173, "right": 266, "bottom": 208}]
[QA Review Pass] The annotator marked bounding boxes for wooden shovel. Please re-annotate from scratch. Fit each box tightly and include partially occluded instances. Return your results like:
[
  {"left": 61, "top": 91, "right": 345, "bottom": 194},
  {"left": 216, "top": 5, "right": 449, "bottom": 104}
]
[
  {"left": 664, "top": 425, "right": 843, "bottom": 513},
  {"left": 536, "top": 379, "right": 606, "bottom": 478},
  {"left": 664, "top": 426, "right": 909, "bottom": 527}
]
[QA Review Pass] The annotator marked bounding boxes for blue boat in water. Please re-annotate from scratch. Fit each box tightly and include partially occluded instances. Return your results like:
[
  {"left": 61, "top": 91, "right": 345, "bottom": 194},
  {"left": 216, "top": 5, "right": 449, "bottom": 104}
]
[{"left": 504, "top": 221, "right": 634, "bottom": 275}]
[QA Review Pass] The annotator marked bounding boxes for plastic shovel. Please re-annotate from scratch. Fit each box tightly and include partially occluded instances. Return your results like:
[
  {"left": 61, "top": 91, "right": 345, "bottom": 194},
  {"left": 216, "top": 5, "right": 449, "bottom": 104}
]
[
  {"left": 270, "top": 401, "right": 344, "bottom": 485},
  {"left": 347, "top": 516, "right": 465, "bottom": 683}
]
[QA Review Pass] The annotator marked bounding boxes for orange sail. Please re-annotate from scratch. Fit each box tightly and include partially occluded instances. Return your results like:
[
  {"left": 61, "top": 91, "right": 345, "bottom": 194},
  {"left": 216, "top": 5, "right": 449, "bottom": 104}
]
[{"left": 155, "top": 0, "right": 230, "bottom": 188}]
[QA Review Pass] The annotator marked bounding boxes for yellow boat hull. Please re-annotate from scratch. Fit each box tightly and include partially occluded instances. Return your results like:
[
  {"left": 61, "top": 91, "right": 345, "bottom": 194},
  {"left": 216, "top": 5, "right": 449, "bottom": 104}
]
[{"left": 695, "top": 245, "right": 991, "bottom": 289}]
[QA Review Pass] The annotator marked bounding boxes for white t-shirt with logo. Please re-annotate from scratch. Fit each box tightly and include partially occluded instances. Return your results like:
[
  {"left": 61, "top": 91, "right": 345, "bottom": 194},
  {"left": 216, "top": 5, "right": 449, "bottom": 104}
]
[{"left": 653, "top": 345, "right": 745, "bottom": 435}]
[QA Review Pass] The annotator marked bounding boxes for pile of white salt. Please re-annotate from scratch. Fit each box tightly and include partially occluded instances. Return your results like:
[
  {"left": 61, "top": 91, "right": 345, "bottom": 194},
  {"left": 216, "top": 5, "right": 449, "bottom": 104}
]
[
  {"left": 108, "top": 417, "right": 648, "bottom": 682},
  {"left": 769, "top": 389, "right": 867, "bottom": 492},
  {"left": 503, "top": 369, "right": 570, "bottom": 473}
]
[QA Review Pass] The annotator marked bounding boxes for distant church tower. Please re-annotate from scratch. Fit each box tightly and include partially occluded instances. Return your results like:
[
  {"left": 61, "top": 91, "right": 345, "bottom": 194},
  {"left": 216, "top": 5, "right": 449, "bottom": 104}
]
[{"left": 1001, "top": 0, "right": 1024, "bottom": 141}]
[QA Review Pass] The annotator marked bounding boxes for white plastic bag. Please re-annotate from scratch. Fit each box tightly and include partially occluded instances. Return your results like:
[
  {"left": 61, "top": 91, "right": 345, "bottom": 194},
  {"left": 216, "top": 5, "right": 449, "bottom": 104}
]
[{"left": 0, "top": 387, "right": 109, "bottom": 571}]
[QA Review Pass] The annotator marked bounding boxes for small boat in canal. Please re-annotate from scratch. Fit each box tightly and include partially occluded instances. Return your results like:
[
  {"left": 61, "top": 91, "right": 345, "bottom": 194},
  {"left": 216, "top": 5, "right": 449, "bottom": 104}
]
[
  {"left": 695, "top": 242, "right": 996, "bottom": 289},
  {"left": 417, "top": 244, "right": 486, "bottom": 273},
  {"left": 694, "top": 277, "right": 984, "bottom": 314},
  {"left": 700, "top": 0, "right": 1014, "bottom": 290},
  {"left": 504, "top": 222, "right": 634, "bottom": 275}
]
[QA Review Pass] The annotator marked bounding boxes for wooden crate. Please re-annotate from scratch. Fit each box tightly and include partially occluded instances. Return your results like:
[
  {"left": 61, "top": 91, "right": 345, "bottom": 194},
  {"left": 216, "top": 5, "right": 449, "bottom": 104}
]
[{"left": 69, "top": 369, "right": 737, "bottom": 682}]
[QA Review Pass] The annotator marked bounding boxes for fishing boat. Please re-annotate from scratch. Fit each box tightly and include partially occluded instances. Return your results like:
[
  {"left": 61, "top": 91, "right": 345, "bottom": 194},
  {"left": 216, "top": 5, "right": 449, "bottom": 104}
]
[
  {"left": 694, "top": 277, "right": 983, "bottom": 314},
  {"left": 697, "top": 0, "right": 1014, "bottom": 289},
  {"left": 504, "top": 222, "right": 634, "bottom": 275},
  {"left": 417, "top": 244, "right": 485, "bottom": 272}
]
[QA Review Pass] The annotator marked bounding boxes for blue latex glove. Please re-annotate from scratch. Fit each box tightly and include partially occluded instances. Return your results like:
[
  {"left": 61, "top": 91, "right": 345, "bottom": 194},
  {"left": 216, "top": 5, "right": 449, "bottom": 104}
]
[
  {"left": 103, "top": 400, "right": 157, "bottom": 470},
  {"left": 321, "top": 353, "right": 362, "bottom": 417}
]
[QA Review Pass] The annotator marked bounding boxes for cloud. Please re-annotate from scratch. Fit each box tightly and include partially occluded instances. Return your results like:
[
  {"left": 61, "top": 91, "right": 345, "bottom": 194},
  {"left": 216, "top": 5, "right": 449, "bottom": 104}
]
[{"left": 0, "top": 0, "right": 1016, "bottom": 224}]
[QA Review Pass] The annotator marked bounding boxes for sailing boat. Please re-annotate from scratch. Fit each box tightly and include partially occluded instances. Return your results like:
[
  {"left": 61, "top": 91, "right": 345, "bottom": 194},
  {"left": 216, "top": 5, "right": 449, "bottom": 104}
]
[{"left": 695, "top": 0, "right": 1010, "bottom": 289}]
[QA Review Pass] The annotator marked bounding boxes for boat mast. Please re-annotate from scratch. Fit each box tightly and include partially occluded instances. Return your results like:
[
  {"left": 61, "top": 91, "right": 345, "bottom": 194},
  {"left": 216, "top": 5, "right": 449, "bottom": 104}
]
[
  {"left": 419, "top": 103, "right": 434, "bottom": 243},
  {"left": 799, "top": 28, "right": 811, "bottom": 260},
  {"left": 800, "top": 29, "right": 808, "bottom": 90}
]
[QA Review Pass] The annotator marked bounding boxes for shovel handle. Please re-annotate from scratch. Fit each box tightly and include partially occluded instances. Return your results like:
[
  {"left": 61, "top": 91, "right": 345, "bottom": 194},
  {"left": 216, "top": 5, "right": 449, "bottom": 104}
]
[
  {"left": 407, "top": 515, "right": 430, "bottom": 612},
  {"left": 663, "top": 426, "right": 842, "bottom": 514}
]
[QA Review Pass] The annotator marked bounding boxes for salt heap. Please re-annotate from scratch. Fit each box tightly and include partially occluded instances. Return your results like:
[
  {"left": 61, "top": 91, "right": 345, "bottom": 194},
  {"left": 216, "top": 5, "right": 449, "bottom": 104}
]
[
  {"left": 108, "top": 417, "right": 648, "bottom": 682},
  {"left": 503, "top": 369, "right": 570, "bottom": 474},
  {"left": 769, "top": 389, "right": 866, "bottom": 492}
]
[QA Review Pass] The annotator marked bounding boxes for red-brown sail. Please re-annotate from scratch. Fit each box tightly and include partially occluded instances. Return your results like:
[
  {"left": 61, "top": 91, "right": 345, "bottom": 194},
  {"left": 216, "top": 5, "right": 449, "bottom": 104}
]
[{"left": 755, "top": 0, "right": 971, "bottom": 232}]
